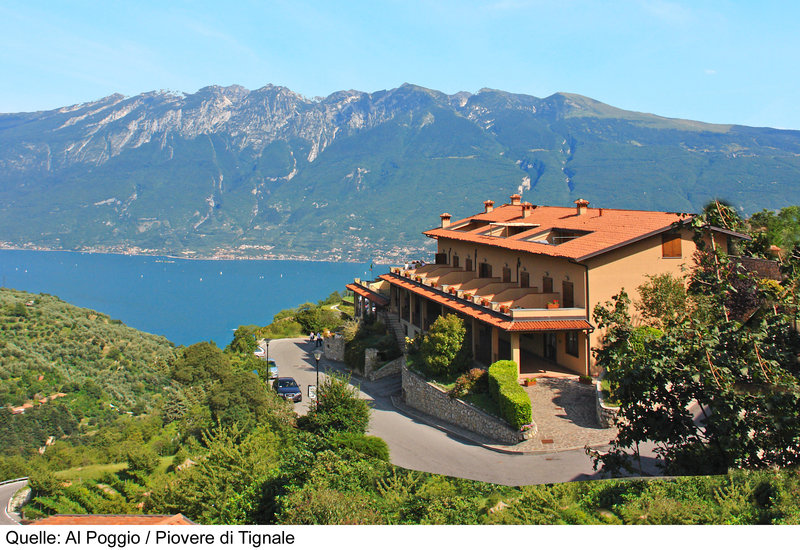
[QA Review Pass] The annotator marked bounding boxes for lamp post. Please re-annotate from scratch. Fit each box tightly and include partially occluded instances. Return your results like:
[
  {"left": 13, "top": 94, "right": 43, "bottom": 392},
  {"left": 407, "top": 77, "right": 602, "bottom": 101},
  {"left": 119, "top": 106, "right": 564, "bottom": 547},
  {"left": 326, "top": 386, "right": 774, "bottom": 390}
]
[
  {"left": 313, "top": 349, "right": 323, "bottom": 406},
  {"left": 263, "top": 338, "right": 271, "bottom": 379}
]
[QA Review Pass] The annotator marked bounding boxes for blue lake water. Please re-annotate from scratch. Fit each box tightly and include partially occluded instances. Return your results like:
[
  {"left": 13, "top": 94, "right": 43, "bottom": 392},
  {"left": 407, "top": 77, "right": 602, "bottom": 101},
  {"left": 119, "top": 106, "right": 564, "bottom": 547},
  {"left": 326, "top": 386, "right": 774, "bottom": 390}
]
[{"left": 0, "top": 250, "right": 388, "bottom": 346}]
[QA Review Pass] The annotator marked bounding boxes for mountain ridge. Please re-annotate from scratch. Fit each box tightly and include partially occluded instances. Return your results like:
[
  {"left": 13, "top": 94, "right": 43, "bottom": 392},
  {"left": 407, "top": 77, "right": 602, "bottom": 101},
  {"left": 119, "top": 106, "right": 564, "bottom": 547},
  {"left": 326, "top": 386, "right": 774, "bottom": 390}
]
[{"left": 1, "top": 83, "right": 799, "bottom": 261}]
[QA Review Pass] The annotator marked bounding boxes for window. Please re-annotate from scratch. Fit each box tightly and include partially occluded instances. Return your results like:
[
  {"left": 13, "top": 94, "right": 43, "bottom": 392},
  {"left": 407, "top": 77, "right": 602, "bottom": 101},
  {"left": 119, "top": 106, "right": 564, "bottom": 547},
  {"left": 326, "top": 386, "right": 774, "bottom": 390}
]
[
  {"left": 662, "top": 233, "right": 682, "bottom": 258},
  {"left": 520, "top": 271, "right": 530, "bottom": 288},
  {"left": 479, "top": 262, "right": 493, "bottom": 278},
  {"left": 566, "top": 332, "right": 579, "bottom": 357},
  {"left": 502, "top": 266, "right": 511, "bottom": 283},
  {"left": 465, "top": 257, "right": 473, "bottom": 272},
  {"left": 542, "top": 276, "right": 553, "bottom": 293},
  {"left": 435, "top": 252, "right": 447, "bottom": 265},
  {"left": 453, "top": 255, "right": 460, "bottom": 268},
  {"left": 562, "top": 281, "right": 574, "bottom": 308}
]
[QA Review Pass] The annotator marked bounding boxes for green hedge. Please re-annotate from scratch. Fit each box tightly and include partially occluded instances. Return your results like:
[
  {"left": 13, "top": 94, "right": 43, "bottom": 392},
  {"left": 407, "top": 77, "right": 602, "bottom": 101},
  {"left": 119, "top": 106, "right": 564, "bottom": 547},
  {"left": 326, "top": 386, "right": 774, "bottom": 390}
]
[{"left": 488, "top": 360, "right": 532, "bottom": 429}]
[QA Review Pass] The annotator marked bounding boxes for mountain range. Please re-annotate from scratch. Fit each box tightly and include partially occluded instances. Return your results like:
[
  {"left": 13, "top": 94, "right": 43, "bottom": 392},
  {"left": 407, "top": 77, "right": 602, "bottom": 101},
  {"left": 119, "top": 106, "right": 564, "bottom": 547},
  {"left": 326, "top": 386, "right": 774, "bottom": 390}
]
[{"left": 2, "top": 83, "right": 799, "bottom": 261}]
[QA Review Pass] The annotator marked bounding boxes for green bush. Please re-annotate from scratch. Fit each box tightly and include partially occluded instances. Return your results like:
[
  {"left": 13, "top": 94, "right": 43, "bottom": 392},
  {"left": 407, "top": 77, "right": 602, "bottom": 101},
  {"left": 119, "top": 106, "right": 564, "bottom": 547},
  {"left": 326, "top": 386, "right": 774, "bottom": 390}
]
[
  {"left": 419, "top": 314, "right": 468, "bottom": 377},
  {"left": 299, "top": 371, "right": 370, "bottom": 435},
  {"left": 448, "top": 368, "right": 488, "bottom": 399},
  {"left": 328, "top": 432, "right": 390, "bottom": 461},
  {"left": 488, "top": 360, "right": 531, "bottom": 429}
]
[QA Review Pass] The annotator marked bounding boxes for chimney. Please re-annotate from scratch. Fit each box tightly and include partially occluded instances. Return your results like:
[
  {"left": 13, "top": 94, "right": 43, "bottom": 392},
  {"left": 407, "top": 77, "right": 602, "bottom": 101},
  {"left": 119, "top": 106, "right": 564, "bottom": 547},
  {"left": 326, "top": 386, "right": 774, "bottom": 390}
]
[
  {"left": 599, "top": 208, "right": 603, "bottom": 217},
  {"left": 521, "top": 202, "right": 533, "bottom": 219},
  {"left": 484, "top": 200, "right": 494, "bottom": 213},
  {"left": 575, "top": 198, "right": 590, "bottom": 216},
  {"left": 440, "top": 213, "right": 452, "bottom": 228},
  {"left": 510, "top": 194, "right": 521, "bottom": 205}
]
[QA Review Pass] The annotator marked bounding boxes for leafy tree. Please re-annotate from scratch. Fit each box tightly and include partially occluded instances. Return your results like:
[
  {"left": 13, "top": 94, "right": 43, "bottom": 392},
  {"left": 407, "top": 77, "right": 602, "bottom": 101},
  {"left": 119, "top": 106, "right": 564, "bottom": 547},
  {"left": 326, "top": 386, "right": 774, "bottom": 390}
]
[
  {"left": 146, "top": 424, "right": 282, "bottom": 524},
  {"left": 748, "top": 206, "right": 800, "bottom": 256},
  {"left": 419, "top": 314, "right": 468, "bottom": 377},
  {"left": 124, "top": 446, "right": 160, "bottom": 482},
  {"left": 295, "top": 303, "right": 342, "bottom": 333},
  {"left": 592, "top": 261, "right": 800, "bottom": 475},
  {"left": 299, "top": 371, "right": 370, "bottom": 435},
  {"left": 227, "top": 325, "right": 259, "bottom": 355},
  {"left": 636, "top": 273, "right": 688, "bottom": 327}
]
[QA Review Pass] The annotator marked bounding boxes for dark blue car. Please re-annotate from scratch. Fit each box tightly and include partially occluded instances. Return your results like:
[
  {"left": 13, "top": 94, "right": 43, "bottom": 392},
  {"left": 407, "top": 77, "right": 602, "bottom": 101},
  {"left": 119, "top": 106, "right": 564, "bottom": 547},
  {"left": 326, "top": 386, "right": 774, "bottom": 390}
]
[{"left": 273, "top": 377, "right": 302, "bottom": 403}]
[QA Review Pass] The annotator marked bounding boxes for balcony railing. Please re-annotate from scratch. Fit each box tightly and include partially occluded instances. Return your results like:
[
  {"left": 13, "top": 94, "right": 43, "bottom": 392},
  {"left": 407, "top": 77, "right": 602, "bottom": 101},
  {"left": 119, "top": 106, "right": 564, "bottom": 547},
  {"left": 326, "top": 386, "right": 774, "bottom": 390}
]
[{"left": 389, "top": 264, "right": 586, "bottom": 319}]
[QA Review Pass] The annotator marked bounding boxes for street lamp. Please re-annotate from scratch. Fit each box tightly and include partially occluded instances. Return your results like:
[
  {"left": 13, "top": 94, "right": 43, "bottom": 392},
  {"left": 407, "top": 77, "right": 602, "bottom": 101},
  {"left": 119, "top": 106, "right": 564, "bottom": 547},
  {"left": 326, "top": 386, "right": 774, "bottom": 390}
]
[{"left": 313, "top": 349, "right": 323, "bottom": 406}]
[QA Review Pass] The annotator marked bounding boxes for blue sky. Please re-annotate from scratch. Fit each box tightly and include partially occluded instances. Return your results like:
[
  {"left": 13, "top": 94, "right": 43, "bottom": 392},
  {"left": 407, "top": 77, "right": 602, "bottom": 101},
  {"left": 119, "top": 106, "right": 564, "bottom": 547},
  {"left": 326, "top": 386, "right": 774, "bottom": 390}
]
[{"left": 1, "top": 0, "right": 798, "bottom": 129}]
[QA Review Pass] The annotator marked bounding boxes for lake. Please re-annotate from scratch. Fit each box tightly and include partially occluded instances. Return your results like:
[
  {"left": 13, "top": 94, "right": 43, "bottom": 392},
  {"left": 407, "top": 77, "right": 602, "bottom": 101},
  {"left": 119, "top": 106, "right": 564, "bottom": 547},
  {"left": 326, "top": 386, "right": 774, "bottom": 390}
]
[{"left": 0, "top": 250, "right": 388, "bottom": 346}]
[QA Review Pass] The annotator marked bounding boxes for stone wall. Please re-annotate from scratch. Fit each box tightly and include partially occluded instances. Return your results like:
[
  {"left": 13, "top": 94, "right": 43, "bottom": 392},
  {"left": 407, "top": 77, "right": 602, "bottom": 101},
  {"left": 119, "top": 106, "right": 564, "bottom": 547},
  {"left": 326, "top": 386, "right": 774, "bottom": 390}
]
[
  {"left": 323, "top": 334, "right": 345, "bottom": 362},
  {"left": 364, "top": 348, "right": 380, "bottom": 375},
  {"left": 401, "top": 364, "right": 523, "bottom": 444},
  {"left": 595, "top": 378, "right": 619, "bottom": 428},
  {"left": 368, "top": 355, "right": 404, "bottom": 381}
]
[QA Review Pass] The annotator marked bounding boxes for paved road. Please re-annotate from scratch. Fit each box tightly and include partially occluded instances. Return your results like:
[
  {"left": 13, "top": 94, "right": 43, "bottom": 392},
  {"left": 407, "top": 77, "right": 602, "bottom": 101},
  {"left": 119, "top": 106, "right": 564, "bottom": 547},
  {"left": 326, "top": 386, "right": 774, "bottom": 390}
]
[
  {"left": 0, "top": 479, "right": 27, "bottom": 525},
  {"left": 271, "top": 338, "right": 658, "bottom": 486}
]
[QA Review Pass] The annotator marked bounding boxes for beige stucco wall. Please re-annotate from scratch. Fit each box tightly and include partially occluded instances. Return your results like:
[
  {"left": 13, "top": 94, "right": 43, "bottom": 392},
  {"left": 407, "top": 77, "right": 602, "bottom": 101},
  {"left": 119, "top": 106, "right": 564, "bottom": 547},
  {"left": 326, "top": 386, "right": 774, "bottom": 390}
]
[
  {"left": 404, "top": 228, "right": 719, "bottom": 376},
  {"left": 584, "top": 227, "right": 699, "bottom": 373},
  {"left": 437, "top": 238, "right": 587, "bottom": 308}
]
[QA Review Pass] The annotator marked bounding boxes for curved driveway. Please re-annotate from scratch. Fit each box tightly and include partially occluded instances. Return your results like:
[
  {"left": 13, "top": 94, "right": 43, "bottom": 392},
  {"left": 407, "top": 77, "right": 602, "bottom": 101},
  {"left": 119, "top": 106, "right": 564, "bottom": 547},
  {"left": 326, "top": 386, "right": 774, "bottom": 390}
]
[
  {"left": 271, "top": 338, "right": 657, "bottom": 486},
  {"left": 0, "top": 479, "right": 27, "bottom": 525}
]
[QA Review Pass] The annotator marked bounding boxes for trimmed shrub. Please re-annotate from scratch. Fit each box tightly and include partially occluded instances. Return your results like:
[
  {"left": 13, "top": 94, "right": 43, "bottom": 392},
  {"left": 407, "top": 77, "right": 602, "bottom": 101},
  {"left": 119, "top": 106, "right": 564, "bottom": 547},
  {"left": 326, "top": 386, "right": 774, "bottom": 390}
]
[{"left": 488, "top": 360, "right": 531, "bottom": 429}]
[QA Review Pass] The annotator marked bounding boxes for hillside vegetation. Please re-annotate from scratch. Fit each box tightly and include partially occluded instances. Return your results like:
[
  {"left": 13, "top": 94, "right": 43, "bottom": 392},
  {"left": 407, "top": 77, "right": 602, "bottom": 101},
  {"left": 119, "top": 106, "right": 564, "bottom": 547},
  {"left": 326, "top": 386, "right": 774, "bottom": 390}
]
[{"left": 0, "top": 288, "right": 174, "bottom": 410}]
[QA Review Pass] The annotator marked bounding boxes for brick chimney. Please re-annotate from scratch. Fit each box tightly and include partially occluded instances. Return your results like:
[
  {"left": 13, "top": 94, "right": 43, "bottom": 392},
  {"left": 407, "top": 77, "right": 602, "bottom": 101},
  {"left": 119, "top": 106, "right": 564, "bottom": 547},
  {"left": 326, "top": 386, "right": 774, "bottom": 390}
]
[
  {"left": 440, "top": 213, "right": 452, "bottom": 228},
  {"left": 521, "top": 202, "right": 533, "bottom": 219},
  {"left": 510, "top": 194, "right": 521, "bottom": 206},
  {"left": 575, "top": 198, "right": 590, "bottom": 216},
  {"left": 484, "top": 200, "right": 494, "bottom": 213}
]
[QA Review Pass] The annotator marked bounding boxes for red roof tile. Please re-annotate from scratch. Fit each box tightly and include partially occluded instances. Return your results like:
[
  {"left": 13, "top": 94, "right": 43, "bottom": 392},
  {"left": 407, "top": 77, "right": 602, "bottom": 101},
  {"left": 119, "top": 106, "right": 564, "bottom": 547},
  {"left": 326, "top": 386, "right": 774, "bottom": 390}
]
[
  {"left": 424, "top": 203, "right": 692, "bottom": 261},
  {"left": 380, "top": 274, "right": 591, "bottom": 332},
  {"left": 30, "top": 514, "right": 194, "bottom": 525},
  {"left": 346, "top": 283, "right": 390, "bottom": 306}
]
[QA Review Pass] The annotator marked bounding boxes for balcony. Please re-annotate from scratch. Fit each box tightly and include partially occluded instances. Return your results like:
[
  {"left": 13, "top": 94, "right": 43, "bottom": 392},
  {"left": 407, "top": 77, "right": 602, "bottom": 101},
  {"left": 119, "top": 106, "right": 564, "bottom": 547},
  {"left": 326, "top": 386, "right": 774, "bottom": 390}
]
[{"left": 389, "top": 264, "right": 586, "bottom": 320}]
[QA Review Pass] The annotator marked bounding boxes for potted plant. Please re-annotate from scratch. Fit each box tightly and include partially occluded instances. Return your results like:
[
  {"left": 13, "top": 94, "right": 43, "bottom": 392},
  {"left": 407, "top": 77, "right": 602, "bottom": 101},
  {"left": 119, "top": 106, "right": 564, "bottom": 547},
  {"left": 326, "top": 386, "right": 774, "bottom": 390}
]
[
  {"left": 481, "top": 298, "right": 490, "bottom": 307},
  {"left": 579, "top": 374, "right": 593, "bottom": 385},
  {"left": 464, "top": 292, "right": 474, "bottom": 300},
  {"left": 499, "top": 304, "right": 510, "bottom": 314},
  {"left": 546, "top": 299, "right": 559, "bottom": 309}
]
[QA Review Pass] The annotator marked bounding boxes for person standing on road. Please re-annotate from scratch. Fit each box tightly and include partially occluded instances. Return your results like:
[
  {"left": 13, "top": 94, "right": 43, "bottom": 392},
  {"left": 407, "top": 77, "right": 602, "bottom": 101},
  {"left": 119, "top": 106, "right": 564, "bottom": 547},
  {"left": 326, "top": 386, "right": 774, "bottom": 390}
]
[{"left": 315, "top": 332, "right": 322, "bottom": 347}]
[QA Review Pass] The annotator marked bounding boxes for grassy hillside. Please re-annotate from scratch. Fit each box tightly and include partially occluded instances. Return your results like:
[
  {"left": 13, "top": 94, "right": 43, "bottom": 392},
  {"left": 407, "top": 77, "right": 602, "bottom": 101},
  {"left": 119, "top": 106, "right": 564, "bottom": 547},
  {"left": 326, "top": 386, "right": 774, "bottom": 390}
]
[{"left": 0, "top": 288, "right": 175, "bottom": 411}]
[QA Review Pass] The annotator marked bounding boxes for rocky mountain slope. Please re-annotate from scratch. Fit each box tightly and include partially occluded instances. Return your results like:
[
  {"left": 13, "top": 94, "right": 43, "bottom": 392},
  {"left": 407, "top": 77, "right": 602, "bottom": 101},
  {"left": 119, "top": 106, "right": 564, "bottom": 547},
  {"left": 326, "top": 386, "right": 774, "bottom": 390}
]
[{"left": 2, "top": 83, "right": 799, "bottom": 261}]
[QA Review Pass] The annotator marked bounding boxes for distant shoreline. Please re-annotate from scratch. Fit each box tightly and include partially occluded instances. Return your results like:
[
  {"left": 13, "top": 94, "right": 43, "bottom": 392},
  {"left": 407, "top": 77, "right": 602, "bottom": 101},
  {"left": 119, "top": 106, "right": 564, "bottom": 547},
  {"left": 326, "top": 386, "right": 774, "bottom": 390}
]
[{"left": 0, "top": 244, "right": 398, "bottom": 265}]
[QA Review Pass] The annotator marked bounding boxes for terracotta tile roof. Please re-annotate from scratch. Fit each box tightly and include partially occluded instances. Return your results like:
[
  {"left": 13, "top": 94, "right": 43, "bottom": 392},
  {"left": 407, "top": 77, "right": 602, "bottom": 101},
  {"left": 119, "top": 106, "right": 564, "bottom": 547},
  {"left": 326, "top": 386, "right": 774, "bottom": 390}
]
[
  {"left": 380, "top": 274, "right": 591, "bottom": 332},
  {"left": 346, "top": 283, "right": 390, "bottom": 306},
  {"left": 424, "top": 202, "right": 693, "bottom": 261},
  {"left": 30, "top": 514, "right": 194, "bottom": 525}
]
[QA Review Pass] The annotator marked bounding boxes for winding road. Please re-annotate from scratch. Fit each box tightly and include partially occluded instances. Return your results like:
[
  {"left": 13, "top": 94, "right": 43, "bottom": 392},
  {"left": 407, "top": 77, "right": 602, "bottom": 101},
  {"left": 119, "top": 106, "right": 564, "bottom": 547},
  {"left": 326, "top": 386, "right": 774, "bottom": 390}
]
[
  {"left": 0, "top": 479, "right": 27, "bottom": 525},
  {"left": 271, "top": 338, "right": 657, "bottom": 486}
]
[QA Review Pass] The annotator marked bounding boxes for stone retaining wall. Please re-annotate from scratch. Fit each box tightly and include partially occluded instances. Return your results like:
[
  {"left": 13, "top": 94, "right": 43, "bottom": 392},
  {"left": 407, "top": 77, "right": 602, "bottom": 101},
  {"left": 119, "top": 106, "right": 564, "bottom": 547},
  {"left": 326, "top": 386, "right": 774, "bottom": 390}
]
[
  {"left": 401, "top": 364, "right": 523, "bottom": 444},
  {"left": 323, "top": 335, "right": 345, "bottom": 362},
  {"left": 368, "top": 355, "right": 404, "bottom": 381},
  {"left": 595, "top": 377, "right": 620, "bottom": 428}
]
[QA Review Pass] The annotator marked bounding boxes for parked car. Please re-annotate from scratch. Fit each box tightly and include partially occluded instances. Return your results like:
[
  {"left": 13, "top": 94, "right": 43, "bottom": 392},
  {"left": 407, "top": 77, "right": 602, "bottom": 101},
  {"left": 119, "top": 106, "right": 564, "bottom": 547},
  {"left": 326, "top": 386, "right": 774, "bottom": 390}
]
[{"left": 273, "top": 377, "right": 302, "bottom": 403}]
